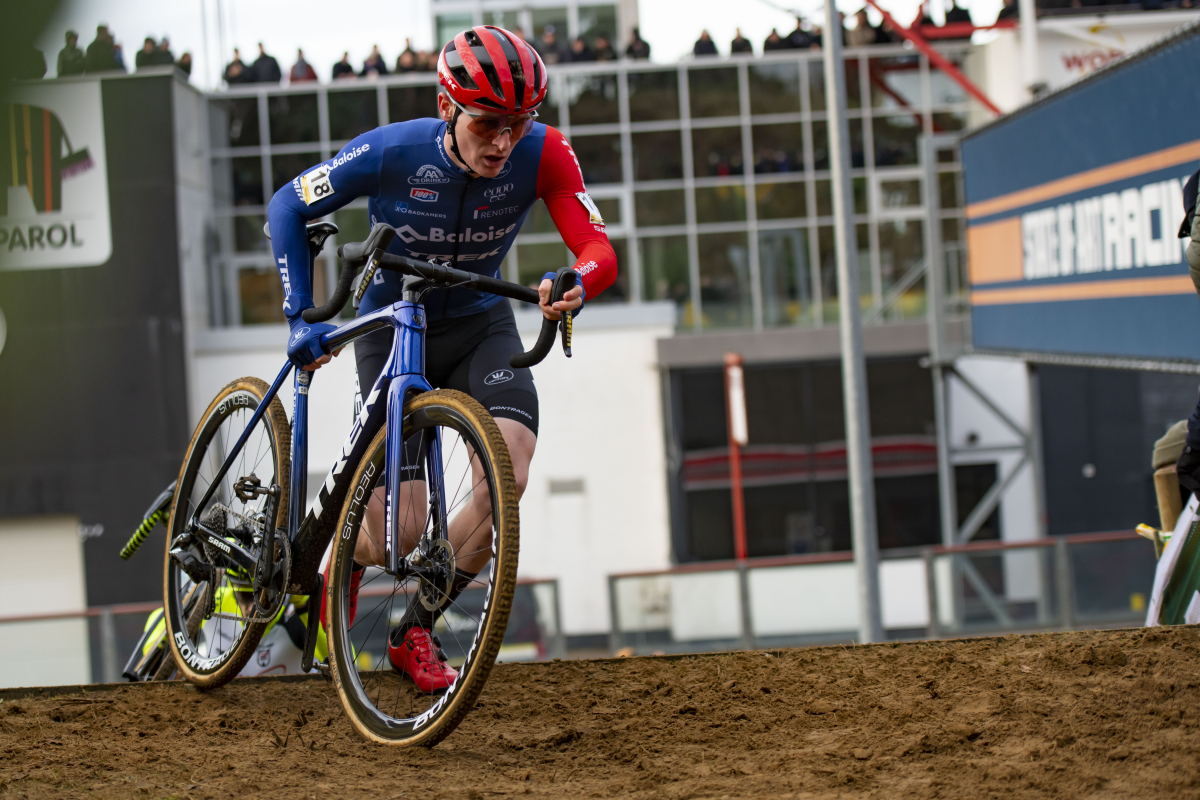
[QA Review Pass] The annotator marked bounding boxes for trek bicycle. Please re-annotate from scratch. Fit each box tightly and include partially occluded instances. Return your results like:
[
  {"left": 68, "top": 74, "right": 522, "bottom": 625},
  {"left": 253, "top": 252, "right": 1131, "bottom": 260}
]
[{"left": 153, "top": 220, "right": 577, "bottom": 745}]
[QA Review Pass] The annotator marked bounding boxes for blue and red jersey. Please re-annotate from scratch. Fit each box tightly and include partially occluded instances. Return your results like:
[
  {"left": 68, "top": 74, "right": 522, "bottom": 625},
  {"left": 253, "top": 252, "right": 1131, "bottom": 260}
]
[{"left": 266, "top": 118, "right": 617, "bottom": 322}]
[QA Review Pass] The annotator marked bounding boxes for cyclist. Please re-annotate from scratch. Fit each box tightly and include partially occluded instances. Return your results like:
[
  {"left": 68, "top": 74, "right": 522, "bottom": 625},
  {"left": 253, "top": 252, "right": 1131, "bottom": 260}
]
[{"left": 266, "top": 25, "right": 616, "bottom": 692}]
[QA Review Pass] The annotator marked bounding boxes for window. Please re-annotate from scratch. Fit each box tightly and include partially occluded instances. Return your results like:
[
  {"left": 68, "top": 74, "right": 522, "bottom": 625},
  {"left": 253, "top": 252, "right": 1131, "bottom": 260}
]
[
  {"left": 756, "top": 180, "right": 807, "bottom": 220},
  {"left": 759, "top": 228, "right": 811, "bottom": 326},
  {"left": 566, "top": 73, "right": 620, "bottom": 125},
  {"left": 387, "top": 84, "right": 438, "bottom": 124},
  {"left": 692, "top": 126, "right": 743, "bottom": 177},
  {"left": 695, "top": 186, "right": 747, "bottom": 223},
  {"left": 328, "top": 89, "right": 378, "bottom": 141},
  {"left": 210, "top": 97, "right": 259, "bottom": 148},
  {"left": 635, "top": 189, "right": 686, "bottom": 227},
  {"left": 628, "top": 70, "right": 679, "bottom": 122},
  {"left": 640, "top": 235, "right": 691, "bottom": 323},
  {"left": 751, "top": 123, "right": 803, "bottom": 174},
  {"left": 698, "top": 231, "right": 751, "bottom": 329},
  {"left": 688, "top": 67, "right": 739, "bottom": 118},
  {"left": 749, "top": 64, "right": 801, "bottom": 115},
  {"left": 271, "top": 151, "right": 321, "bottom": 194},
  {"left": 632, "top": 130, "right": 683, "bottom": 181},
  {"left": 571, "top": 133, "right": 622, "bottom": 184},
  {"left": 268, "top": 94, "right": 319, "bottom": 145}
]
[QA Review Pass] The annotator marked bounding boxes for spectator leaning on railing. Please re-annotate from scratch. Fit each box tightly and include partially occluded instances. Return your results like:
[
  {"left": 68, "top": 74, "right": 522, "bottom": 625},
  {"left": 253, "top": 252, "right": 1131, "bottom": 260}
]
[
  {"left": 694, "top": 29, "right": 719, "bottom": 56},
  {"left": 332, "top": 52, "right": 355, "bottom": 80},
  {"left": 85, "top": 24, "right": 121, "bottom": 73},
  {"left": 626, "top": 27, "right": 650, "bottom": 59},
  {"left": 57, "top": 30, "right": 85, "bottom": 76},
  {"left": 135, "top": 37, "right": 156, "bottom": 70},
  {"left": 290, "top": 49, "right": 317, "bottom": 82},
  {"left": 731, "top": 28, "right": 753, "bottom": 54},
  {"left": 594, "top": 32, "right": 618, "bottom": 61},
  {"left": 362, "top": 45, "right": 388, "bottom": 77},
  {"left": 252, "top": 42, "right": 281, "bottom": 83},
  {"left": 395, "top": 39, "right": 418, "bottom": 73},
  {"left": 224, "top": 48, "right": 249, "bottom": 84},
  {"left": 764, "top": 28, "right": 787, "bottom": 50}
]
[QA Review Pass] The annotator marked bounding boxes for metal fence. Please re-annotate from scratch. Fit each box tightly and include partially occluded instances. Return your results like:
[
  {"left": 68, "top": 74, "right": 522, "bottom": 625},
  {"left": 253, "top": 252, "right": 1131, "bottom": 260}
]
[
  {"left": 205, "top": 44, "right": 975, "bottom": 331},
  {"left": 607, "top": 531, "right": 1154, "bottom": 655},
  {"left": 0, "top": 578, "right": 563, "bottom": 690}
]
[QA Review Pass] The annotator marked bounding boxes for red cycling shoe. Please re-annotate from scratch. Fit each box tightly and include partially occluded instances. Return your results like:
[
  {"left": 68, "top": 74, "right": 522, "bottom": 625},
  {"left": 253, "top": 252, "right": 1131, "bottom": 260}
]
[
  {"left": 389, "top": 627, "right": 459, "bottom": 692},
  {"left": 320, "top": 561, "right": 362, "bottom": 632}
]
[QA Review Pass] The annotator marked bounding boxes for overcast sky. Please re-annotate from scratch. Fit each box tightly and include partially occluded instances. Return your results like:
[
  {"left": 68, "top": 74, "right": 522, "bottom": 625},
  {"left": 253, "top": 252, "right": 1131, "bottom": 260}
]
[{"left": 38, "top": 0, "right": 1005, "bottom": 90}]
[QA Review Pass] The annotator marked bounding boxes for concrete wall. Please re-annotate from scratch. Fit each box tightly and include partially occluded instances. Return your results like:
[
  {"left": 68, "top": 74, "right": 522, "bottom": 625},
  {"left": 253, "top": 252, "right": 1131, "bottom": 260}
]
[{"left": 0, "top": 516, "right": 90, "bottom": 688}]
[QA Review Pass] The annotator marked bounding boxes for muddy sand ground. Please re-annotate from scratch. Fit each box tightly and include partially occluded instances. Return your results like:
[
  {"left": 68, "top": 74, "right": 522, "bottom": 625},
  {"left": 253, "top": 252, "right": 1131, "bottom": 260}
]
[{"left": 2, "top": 627, "right": 1199, "bottom": 798}]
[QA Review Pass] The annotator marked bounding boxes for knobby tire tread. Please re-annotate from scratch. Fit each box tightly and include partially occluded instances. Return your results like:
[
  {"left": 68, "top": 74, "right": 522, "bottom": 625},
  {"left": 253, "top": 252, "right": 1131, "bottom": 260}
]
[
  {"left": 328, "top": 389, "right": 519, "bottom": 747},
  {"left": 163, "top": 376, "right": 291, "bottom": 690}
]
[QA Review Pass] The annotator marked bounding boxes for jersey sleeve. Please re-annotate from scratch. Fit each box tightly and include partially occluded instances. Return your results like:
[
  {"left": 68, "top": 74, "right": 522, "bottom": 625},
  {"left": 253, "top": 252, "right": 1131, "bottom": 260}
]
[
  {"left": 535, "top": 126, "right": 618, "bottom": 300},
  {"left": 267, "top": 130, "right": 386, "bottom": 321}
]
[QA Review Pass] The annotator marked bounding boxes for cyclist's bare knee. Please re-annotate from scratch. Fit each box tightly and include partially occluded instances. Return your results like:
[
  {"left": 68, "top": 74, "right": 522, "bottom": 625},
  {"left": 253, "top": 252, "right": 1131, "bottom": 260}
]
[
  {"left": 356, "top": 484, "right": 425, "bottom": 566},
  {"left": 495, "top": 417, "right": 536, "bottom": 498}
]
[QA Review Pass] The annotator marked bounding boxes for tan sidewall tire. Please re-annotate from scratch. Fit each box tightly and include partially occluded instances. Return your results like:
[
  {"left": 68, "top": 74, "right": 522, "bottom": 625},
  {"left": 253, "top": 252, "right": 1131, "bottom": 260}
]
[
  {"left": 328, "top": 389, "right": 519, "bottom": 746},
  {"left": 163, "top": 377, "right": 291, "bottom": 689}
]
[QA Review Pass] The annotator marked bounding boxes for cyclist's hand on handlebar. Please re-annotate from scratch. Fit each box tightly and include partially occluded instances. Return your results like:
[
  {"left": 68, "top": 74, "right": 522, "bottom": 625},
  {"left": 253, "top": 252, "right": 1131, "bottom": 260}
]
[
  {"left": 538, "top": 279, "right": 583, "bottom": 321},
  {"left": 287, "top": 320, "right": 342, "bottom": 371}
]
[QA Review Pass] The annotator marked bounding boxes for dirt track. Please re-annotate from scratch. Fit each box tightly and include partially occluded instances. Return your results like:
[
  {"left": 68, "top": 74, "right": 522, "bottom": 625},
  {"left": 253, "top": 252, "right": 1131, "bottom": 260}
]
[{"left": 2, "top": 627, "right": 1199, "bottom": 799}]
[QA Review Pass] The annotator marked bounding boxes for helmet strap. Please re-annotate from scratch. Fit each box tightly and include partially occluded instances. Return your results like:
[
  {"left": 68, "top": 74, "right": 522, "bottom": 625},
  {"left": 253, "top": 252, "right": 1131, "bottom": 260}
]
[{"left": 447, "top": 106, "right": 479, "bottom": 177}]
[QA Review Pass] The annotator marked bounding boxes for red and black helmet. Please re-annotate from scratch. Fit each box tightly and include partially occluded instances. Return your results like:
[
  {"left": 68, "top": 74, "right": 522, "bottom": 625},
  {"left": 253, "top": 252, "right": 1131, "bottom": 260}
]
[{"left": 437, "top": 26, "right": 548, "bottom": 114}]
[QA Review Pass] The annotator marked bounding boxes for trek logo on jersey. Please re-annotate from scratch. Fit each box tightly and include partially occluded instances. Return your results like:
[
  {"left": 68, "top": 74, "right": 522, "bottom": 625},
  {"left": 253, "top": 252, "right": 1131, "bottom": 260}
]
[
  {"left": 484, "top": 183, "right": 514, "bottom": 203},
  {"left": 484, "top": 369, "right": 514, "bottom": 385},
  {"left": 278, "top": 255, "right": 295, "bottom": 312},
  {"left": 410, "top": 188, "right": 439, "bottom": 203},
  {"left": 300, "top": 166, "right": 334, "bottom": 205},
  {"left": 409, "top": 165, "right": 450, "bottom": 185}
]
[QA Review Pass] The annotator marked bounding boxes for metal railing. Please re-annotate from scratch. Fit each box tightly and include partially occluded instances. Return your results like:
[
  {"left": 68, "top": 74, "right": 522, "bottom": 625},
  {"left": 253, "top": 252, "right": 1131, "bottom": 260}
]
[
  {"left": 607, "top": 530, "right": 1153, "bottom": 655},
  {"left": 0, "top": 578, "right": 563, "bottom": 690}
]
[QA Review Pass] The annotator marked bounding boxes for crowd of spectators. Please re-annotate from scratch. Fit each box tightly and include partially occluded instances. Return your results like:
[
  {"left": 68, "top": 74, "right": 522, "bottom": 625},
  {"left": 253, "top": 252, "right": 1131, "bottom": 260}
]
[{"left": 48, "top": 25, "right": 192, "bottom": 80}]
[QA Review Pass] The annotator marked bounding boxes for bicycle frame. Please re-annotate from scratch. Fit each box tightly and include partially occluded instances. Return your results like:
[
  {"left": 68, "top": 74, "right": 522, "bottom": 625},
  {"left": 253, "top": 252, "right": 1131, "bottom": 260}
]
[{"left": 187, "top": 296, "right": 441, "bottom": 596}]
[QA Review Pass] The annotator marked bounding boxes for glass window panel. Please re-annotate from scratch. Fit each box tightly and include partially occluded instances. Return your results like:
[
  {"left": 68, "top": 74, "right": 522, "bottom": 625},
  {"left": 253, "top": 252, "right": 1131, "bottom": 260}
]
[
  {"left": 589, "top": 238, "right": 628, "bottom": 303},
  {"left": 218, "top": 156, "right": 264, "bottom": 207},
  {"left": 809, "top": 58, "right": 862, "bottom": 112},
  {"left": 210, "top": 97, "right": 260, "bottom": 148},
  {"left": 932, "top": 111, "right": 967, "bottom": 133},
  {"left": 698, "top": 231, "right": 751, "bottom": 329},
  {"left": 234, "top": 214, "right": 269, "bottom": 252},
  {"left": 518, "top": 241, "right": 571, "bottom": 287},
  {"left": 578, "top": 5, "right": 618, "bottom": 44},
  {"left": 268, "top": 93, "right": 319, "bottom": 145},
  {"left": 695, "top": 185, "right": 747, "bottom": 223},
  {"left": 943, "top": 217, "right": 963, "bottom": 244},
  {"left": 271, "top": 151, "right": 321, "bottom": 193},
  {"left": 812, "top": 118, "right": 864, "bottom": 170},
  {"left": 537, "top": 79, "right": 561, "bottom": 128},
  {"left": 239, "top": 265, "right": 286, "bottom": 325},
  {"left": 328, "top": 89, "right": 378, "bottom": 141},
  {"left": 632, "top": 130, "right": 683, "bottom": 181},
  {"left": 531, "top": 9, "right": 570, "bottom": 47},
  {"left": 586, "top": 196, "right": 620, "bottom": 225},
  {"left": 874, "top": 115, "right": 920, "bottom": 167},
  {"left": 436, "top": 14, "right": 474, "bottom": 50},
  {"left": 814, "top": 179, "right": 866, "bottom": 217},
  {"left": 878, "top": 218, "right": 926, "bottom": 315},
  {"left": 759, "top": 228, "right": 812, "bottom": 326},
  {"left": 930, "top": 64, "right": 968, "bottom": 106},
  {"left": 751, "top": 123, "right": 803, "bottom": 174},
  {"left": 572, "top": 133, "right": 622, "bottom": 184},
  {"left": 692, "top": 126, "right": 744, "bottom": 177},
  {"left": 756, "top": 181, "right": 806, "bottom": 220},
  {"left": 522, "top": 199, "right": 558, "bottom": 234},
  {"left": 483, "top": 10, "right": 521, "bottom": 29},
  {"left": 749, "top": 63, "right": 801, "bottom": 115},
  {"left": 387, "top": 84, "right": 439, "bottom": 123},
  {"left": 688, "top": 67, "right": 739, "bottom": 118},
  {"left": 566, "top": 73, "right": 619, "bottom": 125},
  {"left": 868, "top": 56, "right": 922, "bottom": 110},
  {"left": 880, "top": 179, "right": 921, "bottom": 208},
  {"left": 635, "top": 189, "right": 686, "bottom": 227},
  {"left": 628, "top": 70, "right": 680, "bottom": 122},
  {"left": 817, "top": 223, "right": 871, "bottom": 322},
  {"left": 333, "top": 207, "right": 370, "bottom": 245},
  {"left": 640, "top": 235, "right": 692, "bottom": 326},
  {"left": 938, "top": 172, "right": 961, "bottom": 210}
]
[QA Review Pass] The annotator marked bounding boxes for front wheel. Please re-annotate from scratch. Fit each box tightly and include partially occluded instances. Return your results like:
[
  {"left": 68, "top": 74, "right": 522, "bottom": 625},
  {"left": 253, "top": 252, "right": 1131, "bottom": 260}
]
[{"left": 327, "top": 389, "right": 519, "bottom": 746}]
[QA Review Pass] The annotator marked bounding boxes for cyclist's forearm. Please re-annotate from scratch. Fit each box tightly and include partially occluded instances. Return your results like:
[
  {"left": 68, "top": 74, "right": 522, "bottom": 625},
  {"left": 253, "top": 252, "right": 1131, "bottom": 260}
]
[
  {"left": 569, "top": 239, "right": 617, "bottom": 299},
  {"left": 267, "top": 193, "right": 316, "bottom": 321}
]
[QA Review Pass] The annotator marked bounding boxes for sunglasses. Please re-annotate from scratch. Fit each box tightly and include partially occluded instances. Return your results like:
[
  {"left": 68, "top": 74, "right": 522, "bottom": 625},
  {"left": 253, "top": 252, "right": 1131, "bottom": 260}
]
[{"left": 452, "top": 99, "right": 538, "bottom": 143}]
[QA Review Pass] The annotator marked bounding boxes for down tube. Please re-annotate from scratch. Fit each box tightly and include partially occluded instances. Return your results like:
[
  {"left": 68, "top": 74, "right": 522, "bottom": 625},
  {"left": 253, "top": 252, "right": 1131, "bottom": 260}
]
[{"left": 386, "top": 373, "right": 432, "bottom": 575}]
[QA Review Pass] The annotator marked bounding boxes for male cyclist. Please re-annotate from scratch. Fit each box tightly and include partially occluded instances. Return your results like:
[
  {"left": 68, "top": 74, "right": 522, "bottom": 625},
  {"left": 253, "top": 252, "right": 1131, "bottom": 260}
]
[{"left": 266, "top": 26, "right": 616, "bottom": 692}]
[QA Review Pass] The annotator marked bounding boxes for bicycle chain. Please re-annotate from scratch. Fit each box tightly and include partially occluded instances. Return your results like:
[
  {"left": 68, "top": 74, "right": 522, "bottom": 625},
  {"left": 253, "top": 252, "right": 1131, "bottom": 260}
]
[{"left": 246, "top": 530, "right": 291, "bottom": 624}]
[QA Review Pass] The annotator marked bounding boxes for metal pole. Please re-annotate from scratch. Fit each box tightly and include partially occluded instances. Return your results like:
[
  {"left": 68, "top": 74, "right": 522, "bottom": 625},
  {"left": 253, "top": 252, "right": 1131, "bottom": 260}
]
[
  {"left": 1055, "top": 536, "right": 1075, "bottom": 630},
  {"left": 737, "top": 562, "right": 755, "bottom": 651},
  {"left": 823, "top": 3, "right": 883, "bottom": 644},
  {"left": 100, "top": 606, "right": 119, "bottom": 684},
  {"left": 724, "top": 353, "right": 749, "bottom": 562},
  {"left": 1017, "top": 0, "right": 1043, "bottom": 96},
  {"left": 607, "top": 574, "right": 623, "bottom": 655}
]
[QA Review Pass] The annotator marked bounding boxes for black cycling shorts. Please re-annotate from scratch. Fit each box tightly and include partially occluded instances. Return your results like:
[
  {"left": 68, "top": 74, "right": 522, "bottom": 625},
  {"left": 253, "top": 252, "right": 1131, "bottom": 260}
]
[{"left": 355, "top": 301, "right": 538, "bottom": 482}]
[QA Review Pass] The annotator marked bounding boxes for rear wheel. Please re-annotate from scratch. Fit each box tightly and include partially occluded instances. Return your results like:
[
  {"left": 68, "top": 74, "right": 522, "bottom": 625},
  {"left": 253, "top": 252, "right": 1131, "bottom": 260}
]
[
  {"left": 162, "top": 377, "right": 291, "bottom": 688},
  {"left": 327, "top": 389, "right": 519, "bottom": 746}
]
